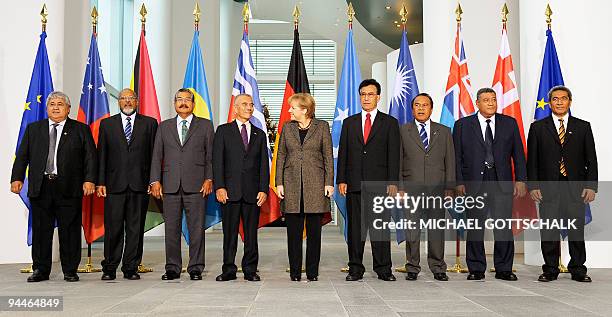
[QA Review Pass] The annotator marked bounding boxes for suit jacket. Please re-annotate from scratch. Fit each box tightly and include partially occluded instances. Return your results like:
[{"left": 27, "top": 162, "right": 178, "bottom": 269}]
[
  {"left": 212, "top": 120, "right": 269, "bottom": 204},
  {"left": 527, "top": 115, "right": 597, "bottom": 192},
  {"left": 11, "top": 118, "right": 97, "bottom": 198},
  {"left": 275, "top": 119, "right": 334, "bottom": 213},
  {"left": 149, "top": 115, "right": 214, "bottom": 194},
  {"left": 399, "top": 121, "right": 455, "bottom": 191},
  {"left": 336, "top": 111, "right": 400, "bottom": 193},
  {"left": 453, "top": 113, "right": 527, "bottom": 193},
  {"left": 97, "top": 113, "right": 158, "bottom": 194}
]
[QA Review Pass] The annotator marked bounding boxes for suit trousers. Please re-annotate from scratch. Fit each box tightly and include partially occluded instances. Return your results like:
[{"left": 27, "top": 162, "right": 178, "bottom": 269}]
[
  {"left": 101, "top": 189, "right": 148, "bottom": 273},
  {"left": 540, "top": 175, "right": 587, "bottom": 276},
  {"left": 285, "top": 212, "right": 323, "bottom": 278},
  {"left": 404, "top": 207, "right": 447, "bottom": 274},
  {"left": 346, "top": 192, "right": 392, "bottom": 276},
  {"left": 162, "top": 187, "right": 206, "bottom": 274},
  {"left": 30, "top": 178, "right": 82, "bottom": 275},
  {"left": 466, "top": 168, "right": 514, "bottom": 273},
  {"left": 221, "top": 200, "right": 259, "bottom": 276}
]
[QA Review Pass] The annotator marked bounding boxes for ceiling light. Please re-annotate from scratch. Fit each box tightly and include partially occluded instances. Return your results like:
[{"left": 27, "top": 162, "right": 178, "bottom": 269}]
[{"left": 385, "top": 5, "right": 391, "bottom": 10}]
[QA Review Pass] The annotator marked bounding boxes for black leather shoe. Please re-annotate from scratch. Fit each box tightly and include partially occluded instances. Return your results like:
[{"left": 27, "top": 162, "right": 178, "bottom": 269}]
[
  {"left": 495, "top": 271, "right": 518, "bottom": 281},
  {"left": 345, "top": 274, "right": 363, "bottom": 281},
  {"left": 123, "top": 272, "right": 140, "bottom": 280},
  {"left": 64, "top": 273, "right": 79, "bottom": 282},
  {"left": 189, "top": 272, "right": 202, "bottom": 280},
  {"left": 571, "top": 274, "right": 592, "bottom": 283},
  {"left": 378, "top": 273, "right": 396, "bottom": 281},
  {"left": 27, "top": 270, "right": 49, "bottom": 283},
  {"left": 467, "top": 272, "right": 485, "bottom": 280},
  {"left": 405, "top": 272, "right": 418, "bottom": 281},
  {"left": 433, "top": 273, "right": 449, "bottom": 281},
  {"left": 291, "top": 276, "right": 301, "bottom": 282},
  {"left": 244, "top": 273, "right": 261, "bottom": 281},
  {"left": 538, "top": 274, "right": 558, "bottom": 282},
  {"left": 215, "top": 273, "right": 237, "bottom": 282},
  {"left": 307, "top": 276, "right": 318, "bottom": 282},
  {"left": 161, "top": 271, "right": 180, "bottom": 280},
  {"left": 101, "top": 272, "right": 116, "bottom": 281}
]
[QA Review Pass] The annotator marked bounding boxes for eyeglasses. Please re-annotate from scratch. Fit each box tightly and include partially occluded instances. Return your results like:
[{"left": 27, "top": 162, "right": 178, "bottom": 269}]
[
  {"left": 119, "top": 96, "right": 137, "bottom": 101},
  {"left": 551, "top": 96, "right": 570, "bottom": 102},
  {"left": 413, "top": 103, "right": 431, "bottom": 109},
  {"left": 359, "top": 93, "right": 378, "bottom": 99},
  {"left": 175, "top": 97, "right": 192, "bottom": 103}
]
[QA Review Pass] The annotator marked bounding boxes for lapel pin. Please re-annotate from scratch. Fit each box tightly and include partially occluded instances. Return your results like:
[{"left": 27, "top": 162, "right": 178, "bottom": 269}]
[
  {"left": 568, "top": 131, "right": 573, "bottom": 134},
  {"left": 63, "top": 132, "right": 68, "bottom": 135}
]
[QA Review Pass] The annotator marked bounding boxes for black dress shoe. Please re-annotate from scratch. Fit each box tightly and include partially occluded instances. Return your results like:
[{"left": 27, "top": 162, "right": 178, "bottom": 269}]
[
  {"left": 405, "top": 272, "right": 418, "bottom": 281},
  {"left": 101, "top": 272, "right": 116, "bottom": 281},
  {"left": 161, "top": 271, "right": 180, "bottom": 280},
  {"left": 64, "top": 273, "right": 79, "bottom": 282},
  {"left": 189, "top": 272, "right": 202, "bottom": 280},
  {"left": 244, "top": 273, "right": 261, "bottom": 281},
  {"left": 378, "top": 273, "right": 396, "bottom": 281},
  {"left": 307, "top": 276, "right": 318, "bottom": 282},
  {"left": 27, "top": 270, "right": 49, "bottom": 283},
  {"left": 215, "top": 273, "right": 237, "bottom": 282},
  {"left": 123, "top": 272, "right": 140, "bottom": 280},
  {"left": 467, "top": 272, "right": 485, "bottom": 280},
  {"left": 538, "top": 274, "right": 558, "bottom": 282},
  {"left": 433, "top": 273, "right": 449, "bottom": 281},
  {"left": 495, "top": 271, "right": 518, "bottom": 281},
  {"left": 345, "top": 274, "right": 363, "bottom": 281},
  {"left": 291, "top": 276, "right": 301, "bottom": 282},
  {"left": 571, "top": 274, "right": 592, "bottom": 283}
]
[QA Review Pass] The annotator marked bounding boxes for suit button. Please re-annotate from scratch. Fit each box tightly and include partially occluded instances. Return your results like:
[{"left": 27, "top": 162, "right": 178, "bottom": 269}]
[
  {"left": 481, "top": 172, "right": 484, "bottom": 175},
  {"left": 363, "top": 151, "right": 367, "bottom": 154}
]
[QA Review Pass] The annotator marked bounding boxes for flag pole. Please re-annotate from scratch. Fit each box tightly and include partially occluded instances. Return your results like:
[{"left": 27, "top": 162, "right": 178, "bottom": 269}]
[
  {"left": 21, "top": 4, "right": 49, "bottom": 274},
  {"left": 136, "top": 3, "right": 154, "bottom": 274},
  {"left": 78, "top": 6, "right": 103, "bottom": 274}
]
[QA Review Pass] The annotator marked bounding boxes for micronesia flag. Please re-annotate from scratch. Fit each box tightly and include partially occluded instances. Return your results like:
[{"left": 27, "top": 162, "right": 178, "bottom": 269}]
[
  {"left": 389, "top": 28, "right": 419, "bottom": 125},
  {"left": 332, "top": 27, "right": 362, "bottom": 240},
  {"left": 16, "top": 31, "right": 54, "bottom": 245},
  {"left": 533, "top": 28, "right": 592, "bottom": 232}
]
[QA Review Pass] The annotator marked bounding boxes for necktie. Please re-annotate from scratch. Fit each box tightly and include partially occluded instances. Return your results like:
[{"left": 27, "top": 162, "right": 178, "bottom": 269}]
[
  {"left": 45, "top": 123, "right": 59, "bottom": 174},
  {"left": 125, "top": 117, "right": 132, "bottom": 142},
  {"left": 181, "top": 120, "right": 188, "bottom": 145},
  {"left": 558, "top": 119, "right": 567, "bottom": 176},
  {"left": 484, "top": 119, "right": 495, "bottom": 167},
  {"left": 419, "top": 123, "right": 429, "bottom": 150},
  {"left": 363, "top": 113, "right": 372, "bottom": 143},
  {"left": 241, "top": 123, "right": 249, "bottom": 150}
]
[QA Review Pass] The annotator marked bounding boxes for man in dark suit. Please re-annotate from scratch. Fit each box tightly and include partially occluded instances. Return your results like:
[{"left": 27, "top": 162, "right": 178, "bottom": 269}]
[
  {"left": 150, "top": 88, "right": 214, "bottom": 281},
  {"left": 337, "top": 79, "right": 400, "bottom": 282},
  {"left": 399, "top": 93, "right": 455, "bottom": 282},
  {"left": 11, "top": 91, "right": 97, "bottom": 282},
  {"left": 213, "top": 94, "right": 269, "bottom": 282},
  {"left": 453, "top": 87, "right": 526, "bottom": 281},
  {"left": 96, "top": 88, "right": 158, "bottom": 280},
  {"left": 527, "top": 85, "right": 597, "bottom": 283}
]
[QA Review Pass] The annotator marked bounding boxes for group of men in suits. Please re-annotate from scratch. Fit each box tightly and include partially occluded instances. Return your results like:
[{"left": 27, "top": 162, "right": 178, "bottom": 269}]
[{"left": 336, "top": 79, "right": 597, "bottom": 283}]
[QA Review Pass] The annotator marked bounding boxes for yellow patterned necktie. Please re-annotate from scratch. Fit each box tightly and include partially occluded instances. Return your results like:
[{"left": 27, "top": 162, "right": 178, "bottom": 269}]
[{"left": 558, "top": 119, "right": 567, "bottom": 176}]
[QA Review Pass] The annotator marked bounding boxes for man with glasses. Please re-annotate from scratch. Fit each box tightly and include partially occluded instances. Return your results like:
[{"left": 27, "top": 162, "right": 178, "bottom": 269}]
[
  {"left": 97, "top": 88, "right": 158, "bottom": 280},
  {"left": 11, "top": 91, "right": 97, "bottom": 282},
  {"left": 150, "top": 88, "right": 214, "bottom": 281}
]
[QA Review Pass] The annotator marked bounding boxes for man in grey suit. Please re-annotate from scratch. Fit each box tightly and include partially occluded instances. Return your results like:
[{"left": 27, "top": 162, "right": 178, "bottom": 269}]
[
  {"left": 399, "top": 93, "right": 455, "bottom": 281},
  {"left": 150, "top": 88, "right": 214, "bottom": 281}
]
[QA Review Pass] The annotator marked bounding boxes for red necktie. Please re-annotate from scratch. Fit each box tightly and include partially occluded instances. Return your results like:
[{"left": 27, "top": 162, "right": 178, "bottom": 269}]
[{"left": 364, "top": 113, "right": 372, "bottom": 143}]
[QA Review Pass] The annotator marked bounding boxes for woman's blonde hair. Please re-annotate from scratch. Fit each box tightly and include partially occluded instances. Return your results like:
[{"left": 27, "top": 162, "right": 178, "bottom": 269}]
[{"left": 288, "top": 93, "right": 315, "bottom": 119}]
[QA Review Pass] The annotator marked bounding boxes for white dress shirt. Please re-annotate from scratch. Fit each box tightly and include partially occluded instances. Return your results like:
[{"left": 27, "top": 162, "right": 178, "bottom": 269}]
[
  {"left": 47, "top": 118, "right": 66, "bottom": 174},
  {"left": 121, "top": 112, "right": 136, "bottom": 133},
  {"left": 361, "top": 108, "right": 378, "bottom": 136},
  {"left": 552, "top": 112, "right": 569, "bottom": 132},
  {"left": 176, "top": 114, "right": 194, "bottom": 144},
  {"left": 236, "top": 118, "right": 251, "bottom": 144},
  {"left": 477, "top": 112, "right": 496, "bottom": 140},
  {"left": 415, "top": 119, "right": 431, "bottom": 139}
]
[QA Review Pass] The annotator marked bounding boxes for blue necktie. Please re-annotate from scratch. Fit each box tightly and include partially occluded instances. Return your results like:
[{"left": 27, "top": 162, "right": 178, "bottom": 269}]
[
  {"left": 181, "top": 120, "right": 188, "bottom": 145},
  {"left": 419, "top": 123, "right": 429, "bottom": 150},
  {"left": 125, "top": 117, "right": 132, "bottom": 142}
]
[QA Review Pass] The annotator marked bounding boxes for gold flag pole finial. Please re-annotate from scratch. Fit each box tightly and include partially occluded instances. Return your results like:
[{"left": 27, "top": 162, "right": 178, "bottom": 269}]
[
  {"left": 193, "top": 2, "right": 201, "bottom": 30},
  {"left": 348, "top": 2, "right": 355, "bottom": 26},
  {"left": 140, "top": 3, "right": 147, "bottom": 30},
  {"left": 455, "top": 3, "right": 463, "bottom": 23},
  {"left": 40, "top": 4, "right": 48, "bottom": 32},
  {"left": 293, "top": 5, "right": 301, "bottom": 29},
  {"left": 501, "top": 3, "right": 509, "bottom": 24},
  {"left": 545, "top": 4, "right": 553, "bottom": 29},
  {"left": 399, "top": 4, "right": 408, "bottom": 27},
  {"left": 242, "top": 3, "right": 250, "bottom": 24},
  {"left": 91, "top": 6, "right": 98, "bottom": 34}
]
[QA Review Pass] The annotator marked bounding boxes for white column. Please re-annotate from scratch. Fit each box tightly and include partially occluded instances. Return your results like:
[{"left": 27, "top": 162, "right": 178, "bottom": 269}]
[
  {"left": 384, "top": 43, "right": 424, "bottom": 115},
  {"left": 372, "top": 62, "right": 387, "bottom": 111}
]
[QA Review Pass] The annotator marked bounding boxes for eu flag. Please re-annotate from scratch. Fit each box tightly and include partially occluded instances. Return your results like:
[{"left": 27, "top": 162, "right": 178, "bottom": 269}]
[
  {"left": 332, "top": 28, "right": 362, "bottom": 240},
  {"left": 389, "top": 29, "right": 419, "bottom": 125},
  {"left": 16, "top": 31, "right": 54, "bottom": 245}
]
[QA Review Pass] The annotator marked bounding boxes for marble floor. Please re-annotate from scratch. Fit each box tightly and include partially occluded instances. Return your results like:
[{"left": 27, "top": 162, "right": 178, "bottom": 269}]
[{"left": 1, "top": 227, "right": 611, "bottom": 316}]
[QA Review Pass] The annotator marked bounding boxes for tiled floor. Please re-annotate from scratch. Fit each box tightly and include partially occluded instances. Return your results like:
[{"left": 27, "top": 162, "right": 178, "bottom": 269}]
[{"left": 1, "top": 227, "right": 611, "bottom": 316}]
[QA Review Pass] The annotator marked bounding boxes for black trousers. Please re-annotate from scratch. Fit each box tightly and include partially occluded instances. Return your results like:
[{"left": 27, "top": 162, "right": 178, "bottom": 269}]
[
  {"left": 30, "top": 178, "right": 82, "bottom": 275},
  {"left": 465, "top": 168, "right": 514, "bottom": 273},
  {"left": 221, "top": 200, "right": 259, "bottom": 276},
  {"left": 101, "top": 189, "right": 148, "bottom": 273},
  {"left": 346, "top": 192, "right": 392, "bottom": 276},
  {"left": 285, "top": 212, "right": 323, "bottom": 278},
  {"left": 540, "top": 175, "right": 587, "bottom": 276}
]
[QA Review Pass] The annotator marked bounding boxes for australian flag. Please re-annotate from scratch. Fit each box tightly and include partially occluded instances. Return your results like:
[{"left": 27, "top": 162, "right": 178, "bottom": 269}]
[{"left": 389, "top": 28, "right": 419, "bottom": 125}]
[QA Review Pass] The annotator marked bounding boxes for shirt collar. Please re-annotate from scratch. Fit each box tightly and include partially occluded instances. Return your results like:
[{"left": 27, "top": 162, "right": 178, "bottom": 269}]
[
  {"left": 177, "top": 114, "right": 194, "bottom": 125},
  {"left": 362, "top": 108, "right": 378, "bottom": 118},
  {"left": 235, "top": 118, "right": 251, "bottom": 127},
  {"left": 552, "top": 112, "right": 569, "bottom": 123},
  {"left": 415, "top": 118, "right": 431, "bottom": 127},
  {"left": 49, "top": 118, "right": 67, "bottom": 127},
  {"left": 477, "top": 112, "right": 495, "bottom": 123}
]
